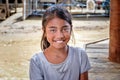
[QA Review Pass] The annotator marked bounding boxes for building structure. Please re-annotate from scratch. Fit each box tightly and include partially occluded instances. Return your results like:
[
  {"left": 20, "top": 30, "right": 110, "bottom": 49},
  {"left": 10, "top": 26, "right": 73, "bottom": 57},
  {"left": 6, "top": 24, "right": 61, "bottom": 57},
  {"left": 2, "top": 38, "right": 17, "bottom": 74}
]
[
  {"left": 23, "top": 0, "right": 56, "bottom": 20},
  {"left": 0, "top": 0, "right": 18, "bottom": 20}
]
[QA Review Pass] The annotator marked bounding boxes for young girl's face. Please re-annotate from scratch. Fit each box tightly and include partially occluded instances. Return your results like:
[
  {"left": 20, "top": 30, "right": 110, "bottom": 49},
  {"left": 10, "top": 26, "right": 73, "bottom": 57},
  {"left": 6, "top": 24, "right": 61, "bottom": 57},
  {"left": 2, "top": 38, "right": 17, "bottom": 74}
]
[{"left": 45, "top": 17, "right": 71, "bottom": 49}]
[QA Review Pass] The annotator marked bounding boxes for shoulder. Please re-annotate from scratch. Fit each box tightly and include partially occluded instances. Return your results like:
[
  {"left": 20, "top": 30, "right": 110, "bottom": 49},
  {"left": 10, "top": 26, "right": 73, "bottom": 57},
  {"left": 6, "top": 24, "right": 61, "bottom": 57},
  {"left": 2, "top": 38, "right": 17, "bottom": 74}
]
[
  {"left": 69, "top": 46, "right": 86, "bottom": 54},
  {"left": 30, "top": 51, "right": 44, "bottom": 65},
  {"left": 69, "top": 46, "right": 87, "bottom": 58}
]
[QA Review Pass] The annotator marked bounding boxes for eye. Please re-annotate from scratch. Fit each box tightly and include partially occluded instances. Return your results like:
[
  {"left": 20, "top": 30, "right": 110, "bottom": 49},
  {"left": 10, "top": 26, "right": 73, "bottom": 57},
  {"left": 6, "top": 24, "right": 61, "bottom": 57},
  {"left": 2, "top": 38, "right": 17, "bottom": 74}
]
[
  {"left": 63, "top": 27, "right": 70, "bottom": 32},
  {"left": 50, "top": 29, "right": 56, "bottom": 33}
]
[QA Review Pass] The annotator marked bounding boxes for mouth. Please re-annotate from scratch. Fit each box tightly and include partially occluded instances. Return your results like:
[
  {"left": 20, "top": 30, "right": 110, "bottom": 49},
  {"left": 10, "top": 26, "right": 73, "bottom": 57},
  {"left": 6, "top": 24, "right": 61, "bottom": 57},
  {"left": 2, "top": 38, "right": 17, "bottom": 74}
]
[{"left": 54, "top": 40, "right": 64, "bottom": 43}]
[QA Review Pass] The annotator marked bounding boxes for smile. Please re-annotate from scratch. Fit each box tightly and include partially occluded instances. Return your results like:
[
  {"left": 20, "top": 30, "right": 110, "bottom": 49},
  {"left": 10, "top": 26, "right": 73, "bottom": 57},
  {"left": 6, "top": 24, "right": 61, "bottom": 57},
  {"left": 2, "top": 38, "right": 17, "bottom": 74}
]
[{"left": 54, "top": 40, "right": 64, "bottom": 43}]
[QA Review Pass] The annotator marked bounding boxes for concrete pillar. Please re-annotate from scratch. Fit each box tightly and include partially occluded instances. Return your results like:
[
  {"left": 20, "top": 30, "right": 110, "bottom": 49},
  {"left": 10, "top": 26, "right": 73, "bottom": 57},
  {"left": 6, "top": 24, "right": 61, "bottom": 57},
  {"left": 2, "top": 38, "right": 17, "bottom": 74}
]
[{"left": 109, "top": 0, "right": 120, "bottom": 63}]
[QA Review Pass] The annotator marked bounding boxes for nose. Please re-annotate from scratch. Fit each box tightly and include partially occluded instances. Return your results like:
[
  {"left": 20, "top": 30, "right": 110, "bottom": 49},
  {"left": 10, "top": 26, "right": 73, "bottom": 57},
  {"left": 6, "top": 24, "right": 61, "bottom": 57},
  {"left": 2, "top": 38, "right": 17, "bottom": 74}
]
[{"left": 56, "top": 30, "right": 64, "bottom": 39}]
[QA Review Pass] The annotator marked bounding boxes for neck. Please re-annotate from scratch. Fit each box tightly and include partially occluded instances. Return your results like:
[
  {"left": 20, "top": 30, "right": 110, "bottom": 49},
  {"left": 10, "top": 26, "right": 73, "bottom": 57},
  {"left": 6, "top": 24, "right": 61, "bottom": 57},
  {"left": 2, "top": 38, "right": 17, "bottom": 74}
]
[
  {"left": 44, "top": 45, "right": 69, "bottom": 64},
  {"left": 45, "top": 45, "right": 68, "bottom": 55}
]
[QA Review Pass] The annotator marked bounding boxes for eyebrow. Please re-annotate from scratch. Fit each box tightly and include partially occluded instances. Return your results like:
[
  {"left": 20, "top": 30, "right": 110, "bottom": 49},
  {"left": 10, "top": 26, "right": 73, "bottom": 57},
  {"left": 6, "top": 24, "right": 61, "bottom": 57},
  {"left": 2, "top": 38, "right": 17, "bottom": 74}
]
[
  {"left": 62, "top": 25, "right": 69, "bottom": 28},
  {"left": 48, "top": 25, "right": 70, "bottom": 29},
  {"left": 48, "top": 26, "right": 57, "bottom": 29}
]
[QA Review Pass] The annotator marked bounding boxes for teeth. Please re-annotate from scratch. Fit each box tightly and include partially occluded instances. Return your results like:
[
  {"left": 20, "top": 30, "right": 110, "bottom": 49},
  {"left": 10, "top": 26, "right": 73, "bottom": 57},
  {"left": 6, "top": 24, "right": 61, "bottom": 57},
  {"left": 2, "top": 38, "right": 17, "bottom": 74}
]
[{"left": 56, "top": 41, "right": 63, "bottom": 43}]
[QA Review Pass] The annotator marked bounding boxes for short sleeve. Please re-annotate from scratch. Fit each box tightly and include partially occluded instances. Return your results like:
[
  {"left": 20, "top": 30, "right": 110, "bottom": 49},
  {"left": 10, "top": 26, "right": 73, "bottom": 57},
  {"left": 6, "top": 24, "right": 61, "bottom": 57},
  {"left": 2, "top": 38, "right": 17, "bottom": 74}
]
[
  {"left": 29, "top": 54, "right": 43, "bottom": 80},
  {"left": 78, "top": 48, "right": 91, "bottom": 74}
]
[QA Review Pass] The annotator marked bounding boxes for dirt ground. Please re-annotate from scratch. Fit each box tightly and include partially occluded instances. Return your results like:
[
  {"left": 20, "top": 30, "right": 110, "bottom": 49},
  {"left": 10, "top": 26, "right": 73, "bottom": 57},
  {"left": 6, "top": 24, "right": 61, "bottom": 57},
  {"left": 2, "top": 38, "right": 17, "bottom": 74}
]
[{"left": 0, "top": 11, "right": 110, "bottom": 79}]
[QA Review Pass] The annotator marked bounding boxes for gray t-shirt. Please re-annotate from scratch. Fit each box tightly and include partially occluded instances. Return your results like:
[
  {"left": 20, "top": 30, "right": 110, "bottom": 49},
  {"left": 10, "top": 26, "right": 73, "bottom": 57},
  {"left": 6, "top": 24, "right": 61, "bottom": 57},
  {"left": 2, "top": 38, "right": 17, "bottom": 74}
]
[{"left": 29, "top": 46, "right": 91, "bottom": 80}]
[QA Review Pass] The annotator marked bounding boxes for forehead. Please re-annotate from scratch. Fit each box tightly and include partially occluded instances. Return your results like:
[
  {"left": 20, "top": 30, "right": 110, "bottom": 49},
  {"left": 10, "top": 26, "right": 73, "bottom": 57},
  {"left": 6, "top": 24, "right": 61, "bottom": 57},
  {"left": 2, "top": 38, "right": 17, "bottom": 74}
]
[{"left": 46, "top": 17, "right": 71, "bottom": 28}]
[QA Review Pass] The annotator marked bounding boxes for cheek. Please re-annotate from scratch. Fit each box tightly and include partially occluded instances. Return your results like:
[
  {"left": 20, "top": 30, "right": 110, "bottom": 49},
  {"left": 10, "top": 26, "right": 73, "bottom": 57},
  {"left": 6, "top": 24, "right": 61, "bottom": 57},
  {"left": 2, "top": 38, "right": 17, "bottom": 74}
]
[
  {"left": 46, "top": 33, "right": 53, "bottom": 42},
  {"left": 65, "top": 33, "right": 71, "bottom": 39}
]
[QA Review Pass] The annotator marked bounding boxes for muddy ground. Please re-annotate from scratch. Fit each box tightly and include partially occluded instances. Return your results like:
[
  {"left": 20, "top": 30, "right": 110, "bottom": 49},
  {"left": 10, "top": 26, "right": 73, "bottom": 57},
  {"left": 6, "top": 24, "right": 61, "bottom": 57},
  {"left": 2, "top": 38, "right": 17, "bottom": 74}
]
[{"left": 0, "top": 11, "right": 109, "bottom": 79}]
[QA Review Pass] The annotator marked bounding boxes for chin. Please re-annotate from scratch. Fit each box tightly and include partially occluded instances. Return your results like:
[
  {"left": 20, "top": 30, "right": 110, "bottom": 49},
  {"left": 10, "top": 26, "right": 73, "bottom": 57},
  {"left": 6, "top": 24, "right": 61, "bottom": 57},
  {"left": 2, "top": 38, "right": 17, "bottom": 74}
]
[{"left": 53, "top": 45, "right": 67, "bottom": 49}]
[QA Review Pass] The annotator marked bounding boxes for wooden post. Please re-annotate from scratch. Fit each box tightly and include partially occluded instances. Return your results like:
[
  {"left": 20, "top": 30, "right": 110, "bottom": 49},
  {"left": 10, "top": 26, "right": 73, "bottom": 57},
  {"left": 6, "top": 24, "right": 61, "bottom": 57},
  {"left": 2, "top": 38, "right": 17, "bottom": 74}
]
[
  {"left": 22, "top": 0, "right": 26, "bottom": 20},
  {"left": 109, "top": 0, "right": 120, "bottom": 63},
  {"left": 6, "top": 0, "right": 10, "bottom": 17},
  {"left": 15, "top": 0, "right": 18, "bottom": 13}
]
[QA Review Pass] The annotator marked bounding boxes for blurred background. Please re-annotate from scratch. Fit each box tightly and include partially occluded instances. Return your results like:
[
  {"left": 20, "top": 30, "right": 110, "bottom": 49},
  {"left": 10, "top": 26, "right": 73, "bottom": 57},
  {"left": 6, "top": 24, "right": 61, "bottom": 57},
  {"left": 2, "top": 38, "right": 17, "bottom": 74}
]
[{"left": 0, "top": 0, "right": 120, "bottom": 80}]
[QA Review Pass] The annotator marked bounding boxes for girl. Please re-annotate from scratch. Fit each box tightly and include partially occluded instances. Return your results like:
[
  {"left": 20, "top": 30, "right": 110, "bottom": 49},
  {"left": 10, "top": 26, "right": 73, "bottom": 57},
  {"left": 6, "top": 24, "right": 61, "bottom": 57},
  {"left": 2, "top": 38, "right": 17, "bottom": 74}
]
[{"left": 29, "top": 5, "right": 91, "bottom": 80}]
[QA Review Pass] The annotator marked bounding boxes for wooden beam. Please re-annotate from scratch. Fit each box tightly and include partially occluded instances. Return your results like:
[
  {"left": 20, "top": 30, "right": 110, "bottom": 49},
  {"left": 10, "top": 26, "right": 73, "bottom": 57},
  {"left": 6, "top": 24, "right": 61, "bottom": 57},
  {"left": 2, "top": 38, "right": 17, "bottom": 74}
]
[
  {"left": 109, "top": 0, "right": 120, "bottom": 63},
  {"left": 23, "top": 0, "right": 26, "bottom": 20},
  {"left": 6, "top": 0, "right": 10, "bottom": 17},
  {"left": 15, "top": 0, "right": 18, "bottom": 13}
]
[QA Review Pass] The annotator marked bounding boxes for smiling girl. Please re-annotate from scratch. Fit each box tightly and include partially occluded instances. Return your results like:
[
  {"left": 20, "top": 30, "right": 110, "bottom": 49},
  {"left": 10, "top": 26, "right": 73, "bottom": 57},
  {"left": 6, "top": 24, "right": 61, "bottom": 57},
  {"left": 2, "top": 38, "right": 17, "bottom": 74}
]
[{"left": 29, "top": 5, "right": 91, "bottom": 80}]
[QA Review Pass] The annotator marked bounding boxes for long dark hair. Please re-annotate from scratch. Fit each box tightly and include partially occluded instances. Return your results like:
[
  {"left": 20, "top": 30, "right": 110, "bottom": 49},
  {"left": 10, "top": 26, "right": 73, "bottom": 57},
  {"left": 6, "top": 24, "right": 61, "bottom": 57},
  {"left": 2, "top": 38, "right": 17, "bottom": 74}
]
[{"left": 41, "top": 5, "right": 73, "bottom": 51}]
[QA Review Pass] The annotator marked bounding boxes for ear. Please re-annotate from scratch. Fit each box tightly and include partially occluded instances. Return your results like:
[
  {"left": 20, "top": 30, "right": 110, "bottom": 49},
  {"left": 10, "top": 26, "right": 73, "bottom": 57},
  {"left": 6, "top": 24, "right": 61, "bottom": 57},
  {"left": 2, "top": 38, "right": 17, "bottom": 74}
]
[
  {"left": 44, "top": 32, "right": 47, "bottom": 38},
  {"left": 42, "top": 27, "right": 44, "bottom": 31},
  {"left": 42, "top": 27, "right": 46, "bottom": 38},
  {"left": 70, "top": 25, "right": 73, "bottom": 32}
]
